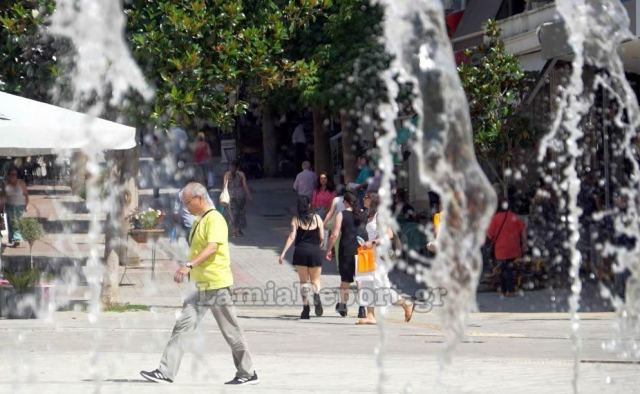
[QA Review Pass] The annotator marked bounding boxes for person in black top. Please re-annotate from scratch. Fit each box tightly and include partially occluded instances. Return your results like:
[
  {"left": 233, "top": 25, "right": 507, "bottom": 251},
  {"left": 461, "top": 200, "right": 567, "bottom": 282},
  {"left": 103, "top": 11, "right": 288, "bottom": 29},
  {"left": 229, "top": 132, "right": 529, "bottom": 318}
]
[
  {"left": 326, "top": 191, "right": 362, "bottom": 317},
  {"left": 279, "top": 195, "right": 325, "bottom": 319}
]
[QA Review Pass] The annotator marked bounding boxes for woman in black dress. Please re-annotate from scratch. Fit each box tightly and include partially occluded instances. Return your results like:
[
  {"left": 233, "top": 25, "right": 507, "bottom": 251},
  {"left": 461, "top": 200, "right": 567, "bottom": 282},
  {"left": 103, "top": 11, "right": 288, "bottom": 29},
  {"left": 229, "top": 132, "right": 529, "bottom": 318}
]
[
  {"left": 325, "top": 191, "right": 362, "bottom": 317},
  {"left": 279, "top": 195, "right": 325, "bottom": 319}
]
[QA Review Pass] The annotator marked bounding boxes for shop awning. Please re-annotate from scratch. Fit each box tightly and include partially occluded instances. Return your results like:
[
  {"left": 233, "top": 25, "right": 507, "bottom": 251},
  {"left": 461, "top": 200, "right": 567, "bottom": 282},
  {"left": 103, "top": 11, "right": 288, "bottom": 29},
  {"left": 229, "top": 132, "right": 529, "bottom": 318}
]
[{"left": 0, "top": 91, "right": 137, "bottom": 157}]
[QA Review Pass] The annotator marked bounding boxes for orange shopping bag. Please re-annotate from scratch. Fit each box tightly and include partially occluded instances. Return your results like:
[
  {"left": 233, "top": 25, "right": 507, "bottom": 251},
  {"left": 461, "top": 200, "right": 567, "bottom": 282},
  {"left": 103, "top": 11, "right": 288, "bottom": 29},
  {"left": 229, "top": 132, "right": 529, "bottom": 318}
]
[{"left": 357, "top": 246, "right": 376, "bottom": 274}]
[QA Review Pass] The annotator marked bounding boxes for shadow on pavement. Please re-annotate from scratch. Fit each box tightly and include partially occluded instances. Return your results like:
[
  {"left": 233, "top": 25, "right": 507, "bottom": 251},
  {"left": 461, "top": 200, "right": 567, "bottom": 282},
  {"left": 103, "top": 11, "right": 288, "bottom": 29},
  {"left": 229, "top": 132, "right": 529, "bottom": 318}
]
[
  {"left": 390, "top": 267, "right": 614, "bottom": 313},
  {"left": 84, "top": 379, "right": 151, "bottom": 384}
]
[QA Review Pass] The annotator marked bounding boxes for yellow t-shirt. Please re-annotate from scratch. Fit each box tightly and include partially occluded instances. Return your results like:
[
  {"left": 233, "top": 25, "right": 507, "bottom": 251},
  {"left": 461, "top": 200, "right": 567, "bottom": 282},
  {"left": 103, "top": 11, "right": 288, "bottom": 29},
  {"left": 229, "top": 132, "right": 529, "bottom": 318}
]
[{"left": 188, "top": 209, "right": 233, "bottom": 290}]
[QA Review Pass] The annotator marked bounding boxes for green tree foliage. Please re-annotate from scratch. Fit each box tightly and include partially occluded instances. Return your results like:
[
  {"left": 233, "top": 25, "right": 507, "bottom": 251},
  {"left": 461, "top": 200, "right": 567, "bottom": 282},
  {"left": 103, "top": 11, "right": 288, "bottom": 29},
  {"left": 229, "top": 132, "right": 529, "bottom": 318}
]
[
  {"left": 0, "top": 1, "right": 70, "bottom": 101},
  {"left": 13, "top": 217, "right": 45, "bottom": 269},
  {"left": 4, "top": 268, "right": 41, "bottom": 293},
  {"left": 458, "top": 19, "right": 525, "bottom": 160},
  {"left": 281, "top": 0, "right": 390, "bottom": 178},
  {"left": 124, "top": 0, "right": 325, "bottom": 129},
  {"left": 294, "top": 0, "right": 389, "bottom": 112}
]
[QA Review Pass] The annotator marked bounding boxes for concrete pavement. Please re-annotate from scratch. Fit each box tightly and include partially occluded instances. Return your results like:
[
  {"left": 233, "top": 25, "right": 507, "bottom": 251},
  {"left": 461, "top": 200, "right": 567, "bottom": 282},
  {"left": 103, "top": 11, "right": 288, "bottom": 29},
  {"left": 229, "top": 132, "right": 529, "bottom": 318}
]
[
  {"left": 1, "top": 180, "right": 639, "bottom": 392},
  {"left": 0, "top": 308, "right": 638, "bottom": 393}
]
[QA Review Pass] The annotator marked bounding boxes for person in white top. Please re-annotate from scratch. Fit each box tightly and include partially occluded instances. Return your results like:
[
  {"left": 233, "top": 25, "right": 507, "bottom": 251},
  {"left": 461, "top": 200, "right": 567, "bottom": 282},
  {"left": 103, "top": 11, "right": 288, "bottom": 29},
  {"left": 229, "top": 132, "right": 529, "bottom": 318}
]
[
  {"left": 356, "top": 192, "right": 414, "bottom": 325},
  {"left": 3, "top": 167, "right": 29, "bottom": 247},
  {"left": 323, "top": 185, "right": 346, "bottom": 257},
  {"left": 292, "top": 121, "right": 307, "bottom": 171}
]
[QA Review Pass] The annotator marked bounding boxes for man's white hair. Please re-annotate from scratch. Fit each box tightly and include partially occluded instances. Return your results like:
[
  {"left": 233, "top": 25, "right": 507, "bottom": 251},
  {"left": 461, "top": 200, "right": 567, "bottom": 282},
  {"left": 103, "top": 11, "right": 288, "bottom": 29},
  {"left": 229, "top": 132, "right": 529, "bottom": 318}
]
[{"left": 184, "top": 182, "right": 208, "bottom": 198}]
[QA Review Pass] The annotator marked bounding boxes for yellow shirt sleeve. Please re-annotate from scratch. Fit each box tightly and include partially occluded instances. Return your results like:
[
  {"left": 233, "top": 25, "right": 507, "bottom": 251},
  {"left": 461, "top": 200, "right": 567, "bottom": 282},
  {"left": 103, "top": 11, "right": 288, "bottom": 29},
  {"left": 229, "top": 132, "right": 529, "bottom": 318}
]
[{"left": 206, "top": 211, "right": 228, "bottom": 244}]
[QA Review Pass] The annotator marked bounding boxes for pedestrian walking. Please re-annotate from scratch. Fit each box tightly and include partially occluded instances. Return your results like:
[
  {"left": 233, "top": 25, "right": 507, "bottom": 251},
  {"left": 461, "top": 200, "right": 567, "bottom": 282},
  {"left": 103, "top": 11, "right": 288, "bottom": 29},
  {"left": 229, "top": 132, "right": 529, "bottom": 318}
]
[
  {"left": 279, "top": 195, "right": 325, "bottom": 319},
  {"left": 353, "top": 155, "right": 373, "bottom": 208},
  {"left": 149, "top": 134, "right": 166, "bottom": 199},
  {"left": 427, "top": 193, "right": 442, "bottom": 253},
  {"left": 323, "top": 185, "right": 345, "bottom": 255},
  {"left": 140, "top": 182, "right": 258, "bottom": 385},
  {"left": 4, "top": 167, "right": 29, "bottom": 247},
  {"left": 292, "top": 120, "right": 307, "bottom": 171},
  {"left": 325, "top": 191, "right": 366, "bottom": 318},
  {"left": 0, "top": 178, "right": 6, "bottom": 247},
  {"left": 167, "top": 126, "right": 190, "bottom": 176},
  {"left": 293, "top": 160, "right": 316, "bottom": 198},
  {"left": 193, "top": 132, "right": 214, "bottom": 189},
  {"left": 486, "top": 196, "right": 527, "bottom": 296},
  {"left": 223, "top": 160, "right": 252, "bottom": 237},
  {"left": 311, "top": 172, "right": 335, "bottom": 219},
  {"left": 356, "top": 192, "right": 414, "bottom": 325},
  {"left": 393, "top": 188, "right": 415, "bottom": 223},
  {"left": 323, "top": 185, "right": 345, "bottom": 225}
]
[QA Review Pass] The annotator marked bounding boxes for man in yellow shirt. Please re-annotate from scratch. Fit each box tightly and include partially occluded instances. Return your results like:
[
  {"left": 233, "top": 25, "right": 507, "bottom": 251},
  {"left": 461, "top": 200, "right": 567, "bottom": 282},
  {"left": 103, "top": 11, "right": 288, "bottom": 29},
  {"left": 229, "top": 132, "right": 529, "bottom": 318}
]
[{"left": 140, "top": 182, "right": 258, "bottom": 385}]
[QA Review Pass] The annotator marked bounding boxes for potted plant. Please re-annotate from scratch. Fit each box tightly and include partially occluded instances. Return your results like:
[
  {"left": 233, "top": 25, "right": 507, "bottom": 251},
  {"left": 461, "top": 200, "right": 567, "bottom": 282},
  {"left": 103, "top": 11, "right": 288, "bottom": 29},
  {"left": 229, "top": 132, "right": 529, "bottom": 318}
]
[
  {"left": 128, "top": 208, "right": 164, "bottom": 243},
  {"left": 13, "top": 217, "right": 45, "bottom": 269},
  {"left": 0, "top": 277, "right": 12, "bottom": 318},
  {"left": 1, "top": 268, "right": 40, "bottom": 318}
]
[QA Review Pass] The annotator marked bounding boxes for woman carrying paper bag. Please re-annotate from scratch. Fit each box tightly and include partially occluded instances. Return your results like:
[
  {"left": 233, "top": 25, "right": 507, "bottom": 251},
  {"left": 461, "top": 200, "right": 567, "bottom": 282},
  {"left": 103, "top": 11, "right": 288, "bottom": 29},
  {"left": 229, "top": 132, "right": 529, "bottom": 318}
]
[{"left": 356, "top": 193, "right": 414, "bottom": 325}]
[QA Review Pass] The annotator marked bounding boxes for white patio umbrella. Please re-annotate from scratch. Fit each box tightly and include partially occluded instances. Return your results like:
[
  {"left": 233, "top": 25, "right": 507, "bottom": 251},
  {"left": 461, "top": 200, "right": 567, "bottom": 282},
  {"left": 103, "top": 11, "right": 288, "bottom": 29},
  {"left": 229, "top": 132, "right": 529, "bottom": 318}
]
[{"left": 0, "top": 91, "right": 136, "bottom": 157}]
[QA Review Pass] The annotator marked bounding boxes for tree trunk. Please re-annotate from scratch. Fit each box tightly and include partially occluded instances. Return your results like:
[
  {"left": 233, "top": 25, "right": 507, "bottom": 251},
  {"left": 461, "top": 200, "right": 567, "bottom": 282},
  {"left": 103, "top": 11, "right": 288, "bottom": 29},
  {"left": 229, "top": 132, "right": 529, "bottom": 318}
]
[
  {"left": 70, "top": 151, "right": 87, "bottom": 195},
  {"left": 261, "top": 103, "right": 278, "bottom": 177},
  {"left": 101, "top": 147, "right": 139, "bottom": 305},
  {"left": 312, "top": 106, "right": 331, "bottom": 175},
  {"left": 340, "top": 112, "right": 358, "bottom": 183}
]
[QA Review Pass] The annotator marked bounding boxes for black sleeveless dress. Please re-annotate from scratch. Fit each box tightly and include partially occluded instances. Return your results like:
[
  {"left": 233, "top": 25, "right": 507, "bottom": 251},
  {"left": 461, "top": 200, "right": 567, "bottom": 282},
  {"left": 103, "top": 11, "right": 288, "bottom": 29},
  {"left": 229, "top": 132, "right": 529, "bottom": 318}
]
[
  {"left": 292, "top": 216, "right": 323, "bottom": 267},
  {"left": 338, "top": 210, "right": 358, "bottom": 282}
]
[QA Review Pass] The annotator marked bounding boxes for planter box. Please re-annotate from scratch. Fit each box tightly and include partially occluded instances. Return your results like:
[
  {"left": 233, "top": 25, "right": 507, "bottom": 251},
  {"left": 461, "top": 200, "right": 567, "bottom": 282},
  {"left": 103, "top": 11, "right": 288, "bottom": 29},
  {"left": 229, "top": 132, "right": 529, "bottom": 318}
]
[
  {"left": 0, "top": 285, "right": 12, "bottom": 318},
  {"left": 0, "top": 284, "right": 56, "bottom": 319},
  {"left": 130, "top": 232, "right": 148, "bottom": 243},
  {"left": 129, "top": 228, "right": 164, "bottom": 244}
]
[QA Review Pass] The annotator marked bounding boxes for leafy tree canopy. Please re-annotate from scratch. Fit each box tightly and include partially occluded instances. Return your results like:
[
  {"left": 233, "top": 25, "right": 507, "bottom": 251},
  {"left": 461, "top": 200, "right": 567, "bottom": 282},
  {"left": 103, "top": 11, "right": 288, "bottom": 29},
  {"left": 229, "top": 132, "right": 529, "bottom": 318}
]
[
  {"left": 124, "top": 0, "right": 327, "bottom": 129},
  {"left": 458, "top": 19, "right": 525, "bottom": 159},
  {"left": 288, "top": 0, "right": 390, "bottom": 113},
  {"left": 0, "top": 1, "right": 71, "bottom": 101}
]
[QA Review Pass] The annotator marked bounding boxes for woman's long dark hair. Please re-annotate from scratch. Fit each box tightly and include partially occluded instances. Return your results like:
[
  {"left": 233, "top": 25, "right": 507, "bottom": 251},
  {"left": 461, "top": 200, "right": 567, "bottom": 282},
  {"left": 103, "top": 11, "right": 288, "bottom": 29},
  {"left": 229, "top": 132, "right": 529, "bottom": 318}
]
[
  {"left": 316, "top": 172, "right": 335, "bottom": 192},
  {"left": 297, "top": 195, "right": 313, "bottom": 225},
  {"left": 343, "top": 191, "right": 362, "bottom": 225},
  {"left": 343, "top": 191, "right": 357, "bottom": 208},
  {"left": 367, "top": 193, "right": 380, "bottom": 219}
]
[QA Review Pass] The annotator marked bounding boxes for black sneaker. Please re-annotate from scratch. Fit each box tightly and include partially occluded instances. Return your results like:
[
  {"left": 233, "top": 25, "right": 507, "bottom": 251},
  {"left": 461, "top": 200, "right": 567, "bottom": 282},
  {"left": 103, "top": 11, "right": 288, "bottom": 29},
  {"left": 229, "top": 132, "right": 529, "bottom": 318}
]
[
  {"left": 225, "top": 372, "right": 259, "bottom": 385},
  {"left": 314, "top": 294, "right": 323, "bottom": 317},
  {"left": 140, "top": 369, "right": 173, "bottom": 383},
  {"left": 335, "top": 302, "right": 347, "bottom": 317},
  {"left": 300, "top": 305, "right": 310, "bottom": 319},
  {"left": 358, "top": 306, "right": 367, "bottom": 319}
]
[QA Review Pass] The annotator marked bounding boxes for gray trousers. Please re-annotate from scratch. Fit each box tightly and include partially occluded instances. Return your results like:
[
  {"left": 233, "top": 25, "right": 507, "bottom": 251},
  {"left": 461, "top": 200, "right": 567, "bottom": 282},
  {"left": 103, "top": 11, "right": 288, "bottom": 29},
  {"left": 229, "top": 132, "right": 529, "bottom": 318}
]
[{"left": 159, "top": 287, "right": 254, "bottom": 380}]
